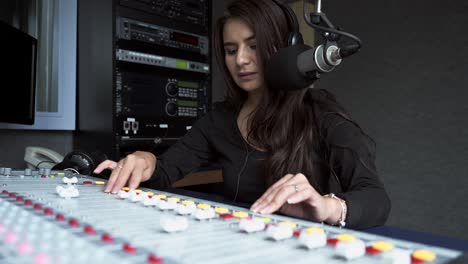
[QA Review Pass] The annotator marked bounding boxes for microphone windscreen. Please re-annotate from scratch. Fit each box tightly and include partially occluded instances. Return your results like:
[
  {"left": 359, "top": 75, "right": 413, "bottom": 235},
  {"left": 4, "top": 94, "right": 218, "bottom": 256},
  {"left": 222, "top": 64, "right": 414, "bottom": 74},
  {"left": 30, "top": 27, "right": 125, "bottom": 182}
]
[{"left": 265, "top": 44, "right": 314, "bottom": 91}]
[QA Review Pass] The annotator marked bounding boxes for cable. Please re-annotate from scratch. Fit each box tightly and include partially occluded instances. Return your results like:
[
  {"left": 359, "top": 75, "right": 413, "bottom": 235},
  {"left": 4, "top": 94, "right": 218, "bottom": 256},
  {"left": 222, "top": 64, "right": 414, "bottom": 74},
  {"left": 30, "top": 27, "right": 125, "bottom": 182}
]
[
  {"left": 233, "top": 115, "right": 255, "bottom": 202},
  {"left": 233, "top": 148, "right": 253, "bottom": 202},
  {"left": 303, "top": 0, "right": 362, "bottom": 48},
  {"left": 64, "top": 168, "right": 80, "bottom": 175},
  {"left": 35, "top": 160, "right": 58, "bottom": 169}
]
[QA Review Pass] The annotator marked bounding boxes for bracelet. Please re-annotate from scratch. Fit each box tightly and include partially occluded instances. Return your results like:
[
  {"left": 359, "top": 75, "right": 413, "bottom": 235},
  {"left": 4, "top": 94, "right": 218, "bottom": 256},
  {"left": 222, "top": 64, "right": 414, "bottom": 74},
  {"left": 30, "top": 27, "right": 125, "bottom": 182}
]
[{"left": 324, "top": 193, "right": 347, "bottom": 228}]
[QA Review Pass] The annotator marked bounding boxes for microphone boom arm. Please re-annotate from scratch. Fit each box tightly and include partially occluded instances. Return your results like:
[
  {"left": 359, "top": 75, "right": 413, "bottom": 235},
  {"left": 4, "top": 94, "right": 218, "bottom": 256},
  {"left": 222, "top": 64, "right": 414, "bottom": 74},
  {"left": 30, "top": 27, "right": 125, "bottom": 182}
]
[{"left": 303, "top": 0, "right": 362, "bottom": 55}]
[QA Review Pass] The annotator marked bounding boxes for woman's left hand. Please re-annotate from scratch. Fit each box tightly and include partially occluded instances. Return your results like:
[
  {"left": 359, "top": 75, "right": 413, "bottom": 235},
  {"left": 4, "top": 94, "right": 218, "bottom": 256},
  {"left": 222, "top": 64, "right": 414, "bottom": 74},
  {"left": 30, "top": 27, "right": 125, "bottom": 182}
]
[{"left": 250, "top": 173, "right": 337, "bottom": 223}]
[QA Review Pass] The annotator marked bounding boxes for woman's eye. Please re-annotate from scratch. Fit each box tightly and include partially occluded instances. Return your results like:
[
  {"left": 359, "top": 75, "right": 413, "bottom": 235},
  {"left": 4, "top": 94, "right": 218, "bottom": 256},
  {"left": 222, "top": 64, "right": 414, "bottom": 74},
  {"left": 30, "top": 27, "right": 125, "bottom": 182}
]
[
  {"left": 225, "top": 49, "right": 237, "bottom": 55},
  {"left": 250, "top": 45, "right": 257, "bottom": 50}
]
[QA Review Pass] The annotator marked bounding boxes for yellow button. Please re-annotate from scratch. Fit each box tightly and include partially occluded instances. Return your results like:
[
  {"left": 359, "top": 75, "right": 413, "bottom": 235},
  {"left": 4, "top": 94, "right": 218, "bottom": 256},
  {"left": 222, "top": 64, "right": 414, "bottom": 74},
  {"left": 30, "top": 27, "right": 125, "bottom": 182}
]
[
  {"left": 372, "top": 241, "right": 394, "bottom": 252},
  {"left": 233, "top": 211, "right": 249, "bottom": 218},
  {"left": 255, "top": 217, "right": 272, "bottom": 223},
  {"left": 181, "top": 200, "right": 194, "bottom": 205},
  {"left": 305, "top": 227, "right": 325, "bottom": 234},
  {"left": 122, "top": 187, "right": 130, "bottom": 191},
  {"left": 197, "top": 203, "right": 211, "bottom": 209},
  {"left": 145, "top": 192, "right": 154, "bottom": 196},
  {"left": 214, "top": 207, "right": 229, "bottom": 214},
  {"left": 57, "top": 172, "right": 65, "bottom": 176},
  {"left": 336, "top": 234, "right": 357, "bottom": 242},
  {"left": 155, "top": 194, "right": 167, "bottom": 199},
  {"left": 278, "top": 221, "right": 297, "bottom": 229},
  {"left": 50, "top": 175, "right": 55, "bottom": 179},
  {"left": 412, "top": 249, "right": 436, "bottom": 262},
  {"left": 168, "top": 197, "right": 180, "bottom": 202},
  {"left": 95, "top": 181, "right": 105, "bottom": 185},
  {"left": 134, "top": 189, "right": 142, "bottom": 193}
]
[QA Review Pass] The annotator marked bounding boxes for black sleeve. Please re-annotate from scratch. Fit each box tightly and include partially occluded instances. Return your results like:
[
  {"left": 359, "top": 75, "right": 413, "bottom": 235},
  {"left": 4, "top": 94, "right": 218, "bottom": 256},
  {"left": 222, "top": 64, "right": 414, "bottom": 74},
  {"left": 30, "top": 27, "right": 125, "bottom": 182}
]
[
  {"left": 146, "top": 112, "right": 216, "bottom": 189},
  {"left": 325, "top": 115, "right": 391, "bottom": 229}
]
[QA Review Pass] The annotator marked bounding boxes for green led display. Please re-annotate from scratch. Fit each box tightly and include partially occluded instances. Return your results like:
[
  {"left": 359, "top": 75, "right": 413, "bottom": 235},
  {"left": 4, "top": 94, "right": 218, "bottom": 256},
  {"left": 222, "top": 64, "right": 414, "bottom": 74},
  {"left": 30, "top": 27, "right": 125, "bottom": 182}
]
[
  {"left": 177, "top": 100, "right": 198, "bottom": 107},
  {"left": 178, "top": 80, "right": 199, "bottom": 89},
  {"left": 176, "top": 60, "right": 189, "bottom": 69}
]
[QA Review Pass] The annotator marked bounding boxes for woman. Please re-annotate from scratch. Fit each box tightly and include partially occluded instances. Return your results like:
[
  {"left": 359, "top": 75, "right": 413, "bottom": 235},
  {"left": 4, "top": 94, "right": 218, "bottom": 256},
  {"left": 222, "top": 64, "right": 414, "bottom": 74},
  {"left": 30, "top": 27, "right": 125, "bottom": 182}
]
[{"left": 95, "top": 0, "right": 390, "bottom": 229}]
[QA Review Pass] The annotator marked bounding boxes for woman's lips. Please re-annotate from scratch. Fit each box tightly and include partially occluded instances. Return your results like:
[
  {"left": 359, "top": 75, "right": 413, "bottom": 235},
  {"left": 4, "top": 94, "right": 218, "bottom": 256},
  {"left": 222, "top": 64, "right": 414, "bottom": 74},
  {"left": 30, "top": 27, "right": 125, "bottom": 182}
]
[{"left": 238, "top": 72, "right": 257, "bottom": 80}]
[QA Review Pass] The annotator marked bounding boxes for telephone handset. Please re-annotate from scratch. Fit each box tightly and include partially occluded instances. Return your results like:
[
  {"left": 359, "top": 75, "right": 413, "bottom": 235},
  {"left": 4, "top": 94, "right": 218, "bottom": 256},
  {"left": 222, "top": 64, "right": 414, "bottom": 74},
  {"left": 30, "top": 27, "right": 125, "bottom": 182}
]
[{"left": 24, "top": 146, "right": 64, "bottom": 169}]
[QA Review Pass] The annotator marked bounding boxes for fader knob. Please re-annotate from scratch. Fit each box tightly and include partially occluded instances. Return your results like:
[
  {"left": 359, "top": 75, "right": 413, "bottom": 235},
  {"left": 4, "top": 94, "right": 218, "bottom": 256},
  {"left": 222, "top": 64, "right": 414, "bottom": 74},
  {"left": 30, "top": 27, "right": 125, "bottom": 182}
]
[
  {"left": 24, "top": 169, "right": 32, "bottom": 176},
  {"left": 44, "top": 208, "right": 54, "bottom": 215},
  {"left": 123, "top": 243, "right": 137, "bottom": 254},
  {"left": 148, "top": 254, "right": 164, "bottom": 264},
  {"left": 101, "top": 233, "right": 114, "bottom": 243},
  {"left": 44, "top": 168, "right": 51, "bottom": 176},
  {"left": 84, "top": 225, "right": 96, "bottom": 235},
  {"left": 55, "top": 214, "right": 65, "bottom": 221},
  {"left": 4, "top": 168, "right": 11, "bottom": 176}
]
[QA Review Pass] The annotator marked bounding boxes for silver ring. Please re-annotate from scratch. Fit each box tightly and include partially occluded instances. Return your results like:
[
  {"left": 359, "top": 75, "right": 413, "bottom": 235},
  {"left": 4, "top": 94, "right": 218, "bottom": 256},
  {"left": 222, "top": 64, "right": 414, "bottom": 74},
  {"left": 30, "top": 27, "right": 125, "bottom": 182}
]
[
  {"left": 116, "top": 165, "right": 123, "bottom": 169},
  {"left": 294, "top": 184, "right": 299, "bottom": 192}
]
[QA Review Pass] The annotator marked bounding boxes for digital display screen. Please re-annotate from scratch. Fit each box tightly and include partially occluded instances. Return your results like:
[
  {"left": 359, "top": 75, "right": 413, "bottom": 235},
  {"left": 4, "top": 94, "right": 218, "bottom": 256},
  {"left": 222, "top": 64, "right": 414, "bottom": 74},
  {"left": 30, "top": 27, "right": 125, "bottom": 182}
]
[
  {"left": 177, "top": 100, "right": 198, "bottom": 107},
  {"left": 176, "top": 60, "right": 189, "bottom": 69},
  {"left": 173, "top": 32, "right": 199, "bottom": 46},
  {"left": 177, "top": 80, "right": 199, "bottom": 89}
]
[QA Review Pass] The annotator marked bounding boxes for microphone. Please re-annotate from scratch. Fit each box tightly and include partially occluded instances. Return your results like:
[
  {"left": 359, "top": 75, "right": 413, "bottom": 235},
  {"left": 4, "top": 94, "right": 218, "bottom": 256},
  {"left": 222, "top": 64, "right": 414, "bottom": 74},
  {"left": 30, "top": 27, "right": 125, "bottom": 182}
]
[{"left": 265, "top": 43, "right": 359, "bottom": 91}]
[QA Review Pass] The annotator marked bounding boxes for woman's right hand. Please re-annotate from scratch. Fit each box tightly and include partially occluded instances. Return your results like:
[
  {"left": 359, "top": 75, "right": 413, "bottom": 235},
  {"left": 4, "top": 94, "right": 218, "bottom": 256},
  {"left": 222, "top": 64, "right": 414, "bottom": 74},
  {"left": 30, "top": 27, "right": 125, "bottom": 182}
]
[{"left": 93, "top": 151, "right": 157, "bottom": 193}]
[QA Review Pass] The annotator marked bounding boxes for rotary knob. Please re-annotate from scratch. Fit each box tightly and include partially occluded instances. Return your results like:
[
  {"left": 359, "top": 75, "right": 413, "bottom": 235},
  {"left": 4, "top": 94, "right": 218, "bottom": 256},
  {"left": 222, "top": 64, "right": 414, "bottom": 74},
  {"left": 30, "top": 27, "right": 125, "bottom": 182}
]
[
  {"left": 165, "top": 102, "right": 177, "bottom": 116},
  {"left": 165, "top": 82, "right": 178, "bottom": 97}
]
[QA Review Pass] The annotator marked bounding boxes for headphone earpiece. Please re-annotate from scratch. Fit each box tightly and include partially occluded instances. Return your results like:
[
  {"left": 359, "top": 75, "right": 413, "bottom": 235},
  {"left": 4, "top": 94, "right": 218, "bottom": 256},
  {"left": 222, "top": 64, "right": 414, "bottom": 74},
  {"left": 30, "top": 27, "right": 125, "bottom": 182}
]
[
  {"left": 52, "top": 150, "right": 108, "bottom": 175},
  {"left": 288, "top": 31, "right": 304, "bottom": 46},
  {"left": 266, "top": 0, "right": 311, "bottom": 91}
]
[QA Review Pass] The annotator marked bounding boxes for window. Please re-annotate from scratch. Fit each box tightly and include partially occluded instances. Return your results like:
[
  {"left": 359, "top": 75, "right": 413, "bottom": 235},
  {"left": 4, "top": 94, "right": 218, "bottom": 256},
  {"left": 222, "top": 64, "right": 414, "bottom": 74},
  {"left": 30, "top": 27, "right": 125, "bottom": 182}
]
[{"left": 0, "top": 0, "right": 76, "bottom": 130}]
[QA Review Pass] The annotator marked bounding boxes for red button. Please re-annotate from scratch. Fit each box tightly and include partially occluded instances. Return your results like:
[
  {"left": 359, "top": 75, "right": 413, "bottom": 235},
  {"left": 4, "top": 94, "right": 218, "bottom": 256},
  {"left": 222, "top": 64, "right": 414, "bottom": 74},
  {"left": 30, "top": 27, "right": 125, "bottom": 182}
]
[
  {"left": 327, "top": 238, "right": 339, "bottom": 246},
  {"left": 24, "top": 200, "right": 33, "bottom": 206},
  {"left": 84, "top": 226, "right": 96, "bottom": 235},
  {"left": 411, "top": 256, "right": 425, "bottom": 264},
  {"left": 219, "top": 214, "right": 234, "bottom": 219},
  {"left": 44, "top": 208, "right": 54, "bottom": 215},
  {"left": 147, "top": 254, "right": 164, "bottom": 264},
  {"left": 33, "top": 204, "right": 42, "bottom": 210},
  {"left": 16, "top": 197, "right": 24, "bottom": 202},
  {"left": 293, "top": 230, "right": 301, "bottom": 237},
  {"left": 123, "top": 243, "right": 137, "bottom": 254},
  {"left": 68, "top": 219, "right": 80, "bottom": 227},
  {"left": 1, "top": 190, "right": 8, "bottom": 194},
  {"left": 366, "top": 246, "right": 381, "bottom": 255},
  {"left": 101, "top": 233, "right": 114, "bottom": 243},
  {"left": 8, "top": 193, "right": 16, "bottom": 198},
  {"left": 56, "top": 214, "right": 65, "bottom": 221},
  {"left": 41, "top": 175, "right": 47, "bottom": 178},
  {"left": 83, "top": 181, "right": 93, "bottom": 185}
]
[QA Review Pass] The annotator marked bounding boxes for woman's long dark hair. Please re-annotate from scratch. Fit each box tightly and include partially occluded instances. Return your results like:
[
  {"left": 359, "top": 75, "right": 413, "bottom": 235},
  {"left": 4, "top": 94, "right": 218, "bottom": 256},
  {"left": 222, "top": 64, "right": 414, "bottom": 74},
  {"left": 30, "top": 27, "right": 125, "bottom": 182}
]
[{"left": 213, "top": 0, "right": 375, "bottom": 189}]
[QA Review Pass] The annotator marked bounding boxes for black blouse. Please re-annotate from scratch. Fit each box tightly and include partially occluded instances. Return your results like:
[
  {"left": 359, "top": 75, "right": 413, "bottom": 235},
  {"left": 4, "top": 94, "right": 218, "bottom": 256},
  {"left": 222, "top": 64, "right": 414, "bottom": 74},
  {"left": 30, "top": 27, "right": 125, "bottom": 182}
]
[{"left": 149, "top": 101, "right": 391, "bottom": 229}]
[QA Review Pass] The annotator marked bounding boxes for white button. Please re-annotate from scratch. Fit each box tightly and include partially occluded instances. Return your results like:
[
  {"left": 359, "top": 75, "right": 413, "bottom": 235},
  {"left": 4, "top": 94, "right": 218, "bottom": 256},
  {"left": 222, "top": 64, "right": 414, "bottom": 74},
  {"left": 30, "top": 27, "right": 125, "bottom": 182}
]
[{"left": 335, "top": 239, "right": 366, "bottom": 260}]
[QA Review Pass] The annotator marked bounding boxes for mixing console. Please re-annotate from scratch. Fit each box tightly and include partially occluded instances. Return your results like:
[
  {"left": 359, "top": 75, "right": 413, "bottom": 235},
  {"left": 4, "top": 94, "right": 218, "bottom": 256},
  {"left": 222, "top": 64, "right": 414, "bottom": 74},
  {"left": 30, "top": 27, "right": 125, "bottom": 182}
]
[{"left": 0, "top": 168, "right": 462, "bottom": 264}]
